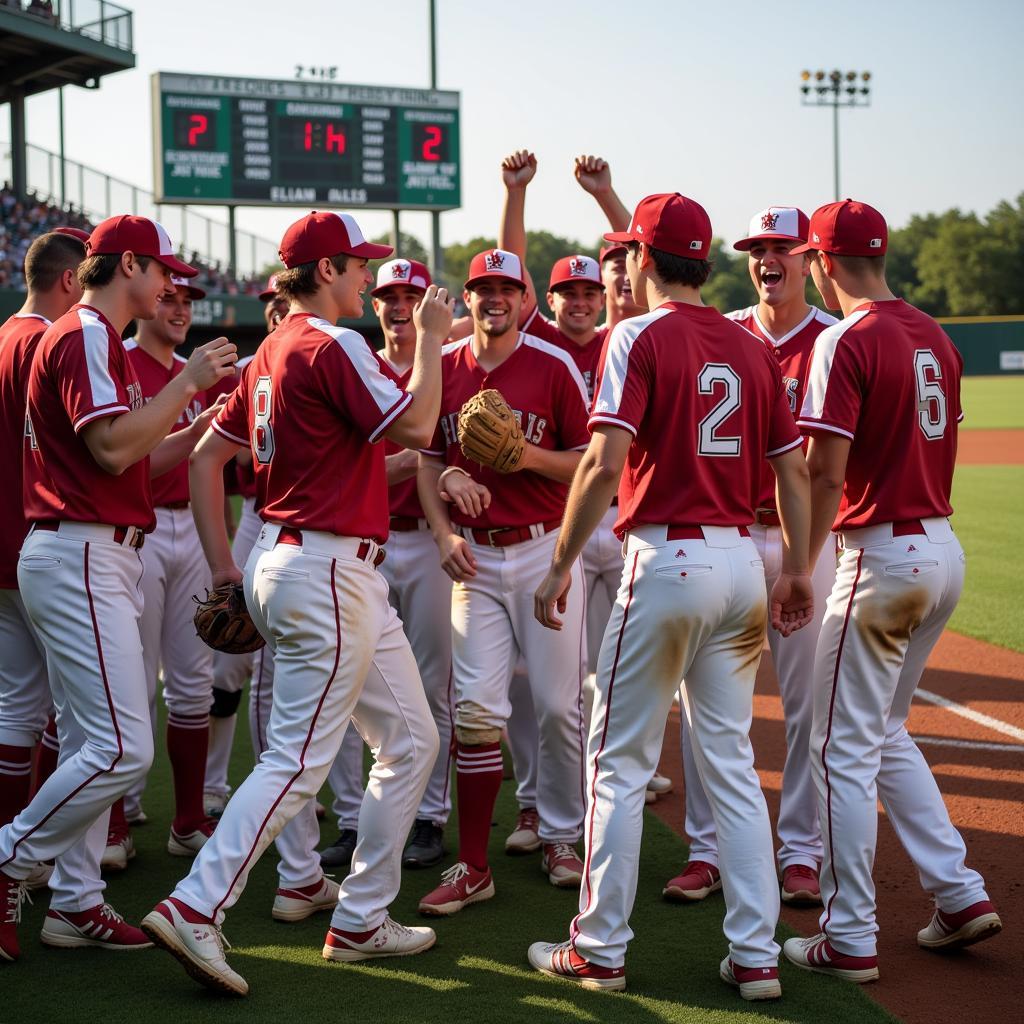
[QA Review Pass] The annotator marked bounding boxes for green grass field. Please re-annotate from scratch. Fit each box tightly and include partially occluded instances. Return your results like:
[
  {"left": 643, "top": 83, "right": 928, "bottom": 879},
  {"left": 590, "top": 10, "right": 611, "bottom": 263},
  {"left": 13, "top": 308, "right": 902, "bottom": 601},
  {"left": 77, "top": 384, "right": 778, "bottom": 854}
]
[
  {"left": 960, "top": 376, "right": 1024, "bottom": 430},
  {"left": 2, "top": 721, "right": 894, "bottom": 1024}
]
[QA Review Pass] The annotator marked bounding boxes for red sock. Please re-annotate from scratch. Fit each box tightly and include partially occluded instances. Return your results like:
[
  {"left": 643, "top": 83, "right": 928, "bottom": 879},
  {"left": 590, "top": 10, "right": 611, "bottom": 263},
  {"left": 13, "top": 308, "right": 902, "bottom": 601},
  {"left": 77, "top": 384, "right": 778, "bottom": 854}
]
[
  {"left": 455, "top": 741, "right": 504, "bottom": 871},
  {"left": 0, "top": 743, "right": 34, "bottom": 827},
  {"left": 109, "top": 796, "right": 128, "bottom": 834},
  {"left": 167, "top": 712, "right": 210, "bottom": 832},
  {"left": 32, "top": 715, "right": 59, "bottom": 795}
]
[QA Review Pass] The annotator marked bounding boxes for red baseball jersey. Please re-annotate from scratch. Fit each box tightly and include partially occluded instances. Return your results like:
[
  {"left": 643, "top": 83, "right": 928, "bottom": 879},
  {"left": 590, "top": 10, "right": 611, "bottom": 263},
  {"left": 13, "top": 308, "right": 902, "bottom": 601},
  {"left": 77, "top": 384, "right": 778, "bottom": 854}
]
[
  {"left": 798, "top": 299, "right": 963, "bottom": 529},
  {"left": 726, "top": 305, "right": 838, "bottom": 509},
  {"left": 125, "top": 339, "right": 205, "bottom": 507},
  {"left": 378, "top": 356, "right": 422, "bottom": 519},
  {"left": 590, "top": 302, "right": 802, "bottom": 537},
  {"left": 0, "top": 313, "right": 49, "bottom": 587},
  {"left": 24, "top": 304, "right": 153, "bottom": 531},
  {"left": 522, "top": 306, "right": 608, "bottom": 405},
  {"left": 225, "top": 355, "right": 256, "bottom": 500},
  {"left": 423, "top": 333, "right": 591, "bottom": 530},
  {"left": 212, "top": 312, "right": 410, "bottom": 541}
]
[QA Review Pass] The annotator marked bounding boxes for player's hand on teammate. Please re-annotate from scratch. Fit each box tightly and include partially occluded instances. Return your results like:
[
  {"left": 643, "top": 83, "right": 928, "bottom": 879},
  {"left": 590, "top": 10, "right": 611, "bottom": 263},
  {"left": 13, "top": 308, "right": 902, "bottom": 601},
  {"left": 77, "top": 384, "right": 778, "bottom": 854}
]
[
  {"left": 501, "top": 149, "right": 537, "bottom": 190},
  {"left": 573, "top": 154, "right": 612, "bottom": 196},
  {"left": 413, "top": 284, "right": 455, "bottom": 343},
  {"left": 440, "top": 471, "right": 491, "bottom": 518},
  {"left": 769, "top": 572, "right": 814, "bottom": 636},
  {"left": 534, "top": 566, "right": 572, "bottom": 631},
  {"left": 437, "top": 533, "right": 478, "bottom": 582},
  {"left": 183, "top": 335, "right": 238, "bottom": 390},
  {"left": 188, "top": 393, "right": 228, "bottom": 437}
]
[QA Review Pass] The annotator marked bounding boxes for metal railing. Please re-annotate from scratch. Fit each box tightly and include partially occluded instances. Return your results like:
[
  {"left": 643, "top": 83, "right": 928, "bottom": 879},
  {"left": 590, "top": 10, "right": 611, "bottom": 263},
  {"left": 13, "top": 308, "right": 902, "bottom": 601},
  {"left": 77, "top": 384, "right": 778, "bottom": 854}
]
[
  {"left": 1, "top": 1, "right": 134, "bottom": 52},
  {"left": 1, "top": 140, "right": 279, "bottom": 276}
]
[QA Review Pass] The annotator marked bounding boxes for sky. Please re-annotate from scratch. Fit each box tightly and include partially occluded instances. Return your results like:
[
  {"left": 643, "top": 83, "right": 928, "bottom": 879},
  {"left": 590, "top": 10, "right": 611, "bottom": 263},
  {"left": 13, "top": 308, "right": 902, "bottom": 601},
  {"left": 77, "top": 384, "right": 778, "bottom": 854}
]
[{"left": 8, "top": 0, "right": 1024, "bottom": 272}]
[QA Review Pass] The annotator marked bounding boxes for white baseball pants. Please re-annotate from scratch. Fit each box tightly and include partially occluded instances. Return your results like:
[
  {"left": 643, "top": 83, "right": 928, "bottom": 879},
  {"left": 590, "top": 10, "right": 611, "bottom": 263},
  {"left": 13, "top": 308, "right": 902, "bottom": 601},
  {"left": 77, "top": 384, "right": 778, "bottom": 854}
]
[
  {"left": 1, "top": 526, "right": 154, "bottom": 911},
  {"left": 573, "top": 525, "right": 780, "bottom": 970},
  {"left": 172, "top": 523, "right": 438, "bottom": 929},
  {"left": 681, "top": 527, "right": 835, "bottom": 870},
  {"left": 451, "top": 530, "right": 586, "bottom": 843},
  {"left": 812, "top": 517, "right": 989, "bottom": 956},
  {"left": 0, "top": 588, "right": 51, "bottom": 747}
]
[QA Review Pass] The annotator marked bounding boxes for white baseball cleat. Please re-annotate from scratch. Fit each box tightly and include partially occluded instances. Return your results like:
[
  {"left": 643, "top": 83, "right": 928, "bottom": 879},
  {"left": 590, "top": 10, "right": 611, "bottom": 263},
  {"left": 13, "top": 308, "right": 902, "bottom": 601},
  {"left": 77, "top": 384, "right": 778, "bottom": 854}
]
[
  {"left": 719, "top": 956, "right": 782, "bottom": 1001},
  {"left": 141, "top": 899, "right": 248, "bottom": 997},
  {"left": 527, "top": 939, "right": 626, "bottom": 991},
  {"left": 203, "top": 790, "right": 228, "bottom": 818},
  {"left": 167, "top": 819, "right": 216, "bottom": 857},
  {"left": 25, "top": 862, "right": 53, "bottom": 891},
  {"left": 322, "top": 916, "right": 436, "bottom": 962},
  {"left": 272, "top": 874, "right": 340, "bottom": 922},
  {"left": 783, "top": 933, "right": 879, "bottom": 983},
  {"left": 646, "top": 772, "right": 673, "bottom": 797},
  {"left": 917, "top": 899, "right": 1002, "bottom": 951},
  {"left": 101, "top": 829, "right": 135, "bottom": 871}
]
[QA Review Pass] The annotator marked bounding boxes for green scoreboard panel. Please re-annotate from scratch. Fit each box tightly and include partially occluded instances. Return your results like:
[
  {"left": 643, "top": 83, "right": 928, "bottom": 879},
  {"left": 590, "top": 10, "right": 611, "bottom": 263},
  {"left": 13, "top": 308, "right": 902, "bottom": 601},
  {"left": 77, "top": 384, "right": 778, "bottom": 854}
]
[{"left": 152, "top": 72, "right": 460, "bottom": 210}]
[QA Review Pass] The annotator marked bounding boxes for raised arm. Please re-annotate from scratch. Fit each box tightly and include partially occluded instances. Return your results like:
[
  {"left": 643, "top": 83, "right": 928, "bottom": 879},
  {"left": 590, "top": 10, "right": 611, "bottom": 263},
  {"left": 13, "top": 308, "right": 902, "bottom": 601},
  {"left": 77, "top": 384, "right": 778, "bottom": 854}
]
[
  {"left": 498, "top": 149, "right": 539, "bottom": 319},
  {"left": 573, "top": 154, "right": 631, "bottom": 232}
]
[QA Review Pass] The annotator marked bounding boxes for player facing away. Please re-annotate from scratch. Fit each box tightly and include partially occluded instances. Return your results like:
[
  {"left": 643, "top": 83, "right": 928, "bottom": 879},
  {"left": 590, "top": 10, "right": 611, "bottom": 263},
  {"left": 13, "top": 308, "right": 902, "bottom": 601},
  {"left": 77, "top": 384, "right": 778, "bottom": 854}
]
[
  {"left": 416, "top": 247, "right": 591, "bottom": 915},
  {"left": 142, "top": 211, "right": 454, "bottom": 997},
  {"left": 0, "top": 216, "right": 236, "bottom": 962},
  {"left": 665, "top": 206, "right": 838, "bottom": 906},
  {"left": 527, "top": 193, "right": 814, "bottom": 1001},
  {"left": 120, "top": 274, "right": 227, "bottom": 861},
  {"left": 782, "top": 200, "right": 1001, "bottom": 982},
  {"left": 0, "top": 231, "right": 85, "bottom": 862}
]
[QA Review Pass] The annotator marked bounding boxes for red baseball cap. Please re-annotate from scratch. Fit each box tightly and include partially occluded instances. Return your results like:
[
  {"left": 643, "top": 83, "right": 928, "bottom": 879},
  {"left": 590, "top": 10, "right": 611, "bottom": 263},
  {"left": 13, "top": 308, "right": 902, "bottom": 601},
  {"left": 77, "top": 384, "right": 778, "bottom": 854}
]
[
  {"left": 464, "top": 248, "right": 526, "bottom": 291},
  {"left": 372, "top": 258, "right": 432, "bottom": 297},
  {"left": 86, "top": 215, "right": 197, "bottom": 277},
  {"left": 258, "top": 273, "right": 281, "bottom": 302},
  {"left": 733, "top": 206, "right": 810, "bottom": 251},
  {"left": 52, "top": 226, "right": 91, "bottom": 244},
  {"left": 604, "top": 193, "right": 713, "bottom": 260},
  {"left": 790, "top": 200, "right": 888, "bottom": 256},
  {"left": 599, "top": 244, "right": 626, "bottom": 264},
  {"left": 278, "top": 211, "right": 392, "bottom": 268},
  {"left": 171, "top": 274, "right": 206, "bottom": 300},
  {"left": 548, "top": 254, "right": 604, "bottom": 291}
]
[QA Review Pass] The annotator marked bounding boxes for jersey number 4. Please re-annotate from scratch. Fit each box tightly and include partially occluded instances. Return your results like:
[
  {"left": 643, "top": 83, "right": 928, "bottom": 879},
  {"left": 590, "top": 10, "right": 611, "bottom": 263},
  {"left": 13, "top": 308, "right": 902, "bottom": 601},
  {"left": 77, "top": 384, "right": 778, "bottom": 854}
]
[
  {"left": 697, "top": 363, "right": 741, "bottom": 457},
  {"left": 914, "top": 350, "right": 948, "bottom": 440},
  {"left": 252, "top": 376, "right": 275, "bottom": 464}
]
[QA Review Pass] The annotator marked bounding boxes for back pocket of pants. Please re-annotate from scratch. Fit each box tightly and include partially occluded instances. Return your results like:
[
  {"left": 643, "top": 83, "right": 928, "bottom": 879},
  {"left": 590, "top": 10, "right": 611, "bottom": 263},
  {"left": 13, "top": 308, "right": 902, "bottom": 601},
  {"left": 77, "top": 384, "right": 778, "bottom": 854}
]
[
  {"left": 20, "top": 555, "right": 61, "bottom": 571},
  {"left": 883, "top": 559, "right": 939, "bottom": 580},
  {"left": 654, "top": 563, "right": 713, "bottom": 583}
]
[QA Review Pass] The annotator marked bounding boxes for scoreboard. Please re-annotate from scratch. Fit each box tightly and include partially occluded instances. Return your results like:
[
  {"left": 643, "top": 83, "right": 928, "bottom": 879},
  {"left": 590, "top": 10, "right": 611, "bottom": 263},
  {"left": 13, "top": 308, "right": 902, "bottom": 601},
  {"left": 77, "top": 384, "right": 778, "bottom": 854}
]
[{"left": 151, "top": 72, "right": 460, "bottom": 210}]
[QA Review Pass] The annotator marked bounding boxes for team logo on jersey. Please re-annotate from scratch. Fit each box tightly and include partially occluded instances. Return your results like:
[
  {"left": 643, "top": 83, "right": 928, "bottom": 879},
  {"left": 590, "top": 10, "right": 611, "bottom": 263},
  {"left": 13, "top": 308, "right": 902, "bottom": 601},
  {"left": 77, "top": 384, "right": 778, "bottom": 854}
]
[
  {"left": 485, "top": 250, "right": 505, "bottom": 271},
  {"left": 126, "top": 382, "right": 143, "bottom": 410},
  {"left": 569, "top": 257, "right": 589, "bottom": 276},
  {"left": 761, "top": 211, "right": 780, "bottom": 231},
  {"left": 391, "top": 261, "right": 410, "bottom": 280},
  {"left": 784, "top": 376, "right": 799, "bottom": 413}
]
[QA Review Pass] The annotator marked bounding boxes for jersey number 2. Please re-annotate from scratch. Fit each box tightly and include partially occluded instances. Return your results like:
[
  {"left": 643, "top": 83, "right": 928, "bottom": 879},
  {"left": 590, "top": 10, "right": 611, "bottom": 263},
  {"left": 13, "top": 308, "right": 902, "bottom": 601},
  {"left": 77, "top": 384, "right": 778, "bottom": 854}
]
[
  {"left": 914, "top": 350, "right": 947, "bottom": 440},
  {"left": 697, "top": 363, "right": 741, "bottom": 456},
  {"left": 252, "top": 376, "right": 275, "bottom": 465}
]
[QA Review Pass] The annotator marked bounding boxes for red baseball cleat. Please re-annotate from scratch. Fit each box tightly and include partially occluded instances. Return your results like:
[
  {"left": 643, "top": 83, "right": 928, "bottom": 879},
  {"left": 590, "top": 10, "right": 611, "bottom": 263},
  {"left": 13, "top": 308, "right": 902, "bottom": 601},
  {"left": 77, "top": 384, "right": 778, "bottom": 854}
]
[
  {"left": 781, "top": 864, "right": 822, "bottom": 905},
  {"left": 783, "top": 933, "right": 879, "bottom": 983},
  {"left": 719, "top": 956, "right": 782, "bottom": 1000},
  {"left": 272, "top": 874, "right": 340, "bottom": 922},
  {"left": 917, "top": 899, "right": 1002, "bottom": 951},
  {"left": 541, "top": 843, "right": 584, "bottom": 888},
  {"left": 40, "top": 903, "right": 152, "bottom": 950},
  {"left": 418, "top": 862, "right": 494, "bottom": 916},
  {"left": 528, "top": 939, "right": 626, "bottom": 991},
  {"left": 662, "top": 860, "right": 721, "bottom": 902},
  {"left": 505, "top": 807, "right": 541, "bottom": 854},
  {"left": 1, "top": 871, "right": 30, "bottom": 962}
]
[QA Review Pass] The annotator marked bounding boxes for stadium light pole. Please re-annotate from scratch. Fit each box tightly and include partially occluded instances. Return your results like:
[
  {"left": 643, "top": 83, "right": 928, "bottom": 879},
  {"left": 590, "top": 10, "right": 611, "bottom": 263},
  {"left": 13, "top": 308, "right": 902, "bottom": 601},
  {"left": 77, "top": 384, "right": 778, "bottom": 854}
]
[{"left": 800, "top": 69, "right": 872, "bottom": 200}]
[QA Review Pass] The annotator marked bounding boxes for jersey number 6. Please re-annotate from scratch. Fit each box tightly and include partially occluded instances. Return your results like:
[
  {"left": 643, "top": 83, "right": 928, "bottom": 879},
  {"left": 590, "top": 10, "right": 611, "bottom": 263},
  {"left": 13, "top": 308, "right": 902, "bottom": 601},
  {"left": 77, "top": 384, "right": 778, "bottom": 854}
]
[
  {"left": 697, "top": 363, "right": 742, "bottom": 457},
  {"left": 252, "top": 375, "right": 276, "bottom": 465}
]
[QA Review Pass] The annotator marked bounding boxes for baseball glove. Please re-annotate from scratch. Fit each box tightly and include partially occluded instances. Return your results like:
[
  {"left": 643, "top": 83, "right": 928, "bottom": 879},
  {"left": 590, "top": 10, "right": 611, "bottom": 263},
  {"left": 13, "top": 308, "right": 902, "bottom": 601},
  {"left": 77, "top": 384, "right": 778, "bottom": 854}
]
[
  {"left": 457, "top": 388, "right": 526, "bottom": 473},
  {"left": 192, "top": 583, "right": 265, "bottom": 655}
]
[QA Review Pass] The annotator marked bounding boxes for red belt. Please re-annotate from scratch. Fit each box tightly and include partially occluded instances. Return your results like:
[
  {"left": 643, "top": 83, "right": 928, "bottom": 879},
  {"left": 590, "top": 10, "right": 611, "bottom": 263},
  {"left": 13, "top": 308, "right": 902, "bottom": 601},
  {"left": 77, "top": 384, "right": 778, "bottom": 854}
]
[
  {"left": 389, "top": 515, "right": 422, "bottom": 532},
  {"left": 666, "top": 525, "right": 750, "bottom": 541},
  {"left": 461, "top": 519, "right": 562, "bottom": 548},
  {"left": 276, "top": 526, "right": 385, "bottom": 567},
  {"left": 892, "top": 519, "right": 926, "bottom": 537},
  {"left": 158, "top": 500, "right": 190, "bottom": 510},
  {"left": 754, "top": 507, "right": 781, "bottom": 527},
  {"left": 34, "top": 520, "right": 145, "bottom": 550}
]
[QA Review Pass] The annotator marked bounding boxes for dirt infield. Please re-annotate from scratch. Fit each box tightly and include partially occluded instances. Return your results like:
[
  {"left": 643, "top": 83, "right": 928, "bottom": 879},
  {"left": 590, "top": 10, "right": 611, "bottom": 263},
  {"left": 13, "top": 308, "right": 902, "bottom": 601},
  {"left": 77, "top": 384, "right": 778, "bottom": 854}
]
[
  {"left": 649, "top": 628, "right": 1023, "bottom": 1024},
  {"left": 958, "top": 429, "right": 1023, "bottom": 464}
]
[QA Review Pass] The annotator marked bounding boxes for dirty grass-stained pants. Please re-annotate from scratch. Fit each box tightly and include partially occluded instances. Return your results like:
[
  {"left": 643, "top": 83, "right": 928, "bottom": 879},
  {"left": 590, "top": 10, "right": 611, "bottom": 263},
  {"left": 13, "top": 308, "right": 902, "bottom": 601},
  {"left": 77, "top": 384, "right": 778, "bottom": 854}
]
[{"left": 811, "top": 516, "right": 989, "bottom": 957}]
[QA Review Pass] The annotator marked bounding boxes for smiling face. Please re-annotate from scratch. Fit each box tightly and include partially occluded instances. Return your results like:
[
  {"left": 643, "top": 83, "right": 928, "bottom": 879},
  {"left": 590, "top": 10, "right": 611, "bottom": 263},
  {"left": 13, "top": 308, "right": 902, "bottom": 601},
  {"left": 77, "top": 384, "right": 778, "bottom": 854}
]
[
  {"left": 746, "top": 239, "right": 810, "bottom": 308},
  {"left": 548, "top": 281, "right": 604, "bottom": 340},
  {"left": 601, "top": 253, "right": 645, "bottom": 320},
  {"left": 127, "top": 255, "right": 176, "bottom": 321},
  {"left": 372, "top": 284, "right": 424, "bottom": 346},
  {"left": 264, "top": 293, "right": 289, "bottom": 332},
  {"left": 150, "top": 285, "right": 194, "bottom": 347},
  {"left": 465, "top": 279, "right": 524, "bottom": 338},
  {"left": 330, "top": 256, "right": 373, "bottom": 319}
]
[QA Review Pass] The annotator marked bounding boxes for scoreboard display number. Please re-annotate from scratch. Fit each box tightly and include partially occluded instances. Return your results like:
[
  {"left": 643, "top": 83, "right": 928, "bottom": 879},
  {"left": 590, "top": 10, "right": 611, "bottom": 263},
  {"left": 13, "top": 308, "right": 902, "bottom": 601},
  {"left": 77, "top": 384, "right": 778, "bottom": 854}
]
[{"left": 153, "top": 72, "right": 461, "bottom": 211}]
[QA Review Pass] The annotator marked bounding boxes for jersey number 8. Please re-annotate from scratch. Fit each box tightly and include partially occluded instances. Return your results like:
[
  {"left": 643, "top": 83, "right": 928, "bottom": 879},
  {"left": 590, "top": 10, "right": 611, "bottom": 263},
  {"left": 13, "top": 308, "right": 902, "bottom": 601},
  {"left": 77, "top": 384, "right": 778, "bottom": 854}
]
[{"left": 252, "top": 375, "right": 275, "bottom": 465}]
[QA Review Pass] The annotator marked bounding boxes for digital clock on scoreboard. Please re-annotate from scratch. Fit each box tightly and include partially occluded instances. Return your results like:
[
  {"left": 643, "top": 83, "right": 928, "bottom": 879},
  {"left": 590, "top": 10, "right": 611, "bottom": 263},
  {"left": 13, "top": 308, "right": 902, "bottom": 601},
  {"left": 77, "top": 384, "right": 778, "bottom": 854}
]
[{"left": 152, "top": 72, "right": 461, "bottom": 210}]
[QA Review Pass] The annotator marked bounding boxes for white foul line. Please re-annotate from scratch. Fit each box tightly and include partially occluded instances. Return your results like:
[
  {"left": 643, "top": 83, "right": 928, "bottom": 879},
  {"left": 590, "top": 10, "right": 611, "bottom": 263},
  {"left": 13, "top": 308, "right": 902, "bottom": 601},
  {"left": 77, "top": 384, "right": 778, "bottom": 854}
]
[
  {"left": 915, "top": 688, "right": 1024, "bottom": 743},
  {"left": 911, "top": 734, "right": 1024, "bottom": 754}
]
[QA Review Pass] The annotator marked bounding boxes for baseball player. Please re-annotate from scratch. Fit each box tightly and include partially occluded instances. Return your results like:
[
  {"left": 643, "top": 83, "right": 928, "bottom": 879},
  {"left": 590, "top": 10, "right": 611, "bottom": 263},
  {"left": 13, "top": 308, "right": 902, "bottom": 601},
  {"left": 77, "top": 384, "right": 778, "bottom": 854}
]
[
  {"left": 258, "top": 272, "right": 288, "bottom": 332},
  {"left": 0, "top": 215, "right": 236, "bottom": 962},
  {"left": 117, "top": 274, "right": 226, "bottom": 862},
  {"left": 142, "top": 211, "right": 453, "bottom": 996},
  {"left": 665, "top": 206, "right": 838, "bottom": 906},
  {"left": 527, "top": 193, "right": 813, "bottom": 1000},
  {"left": 416, "top": 246, "right": 590, "bottom": 916},
  {"left": 0, "top": 231, "right": 85, "bottom": 859},
  {"left": 782, "top": 200, "right": 1000, "bottom": 981}
]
